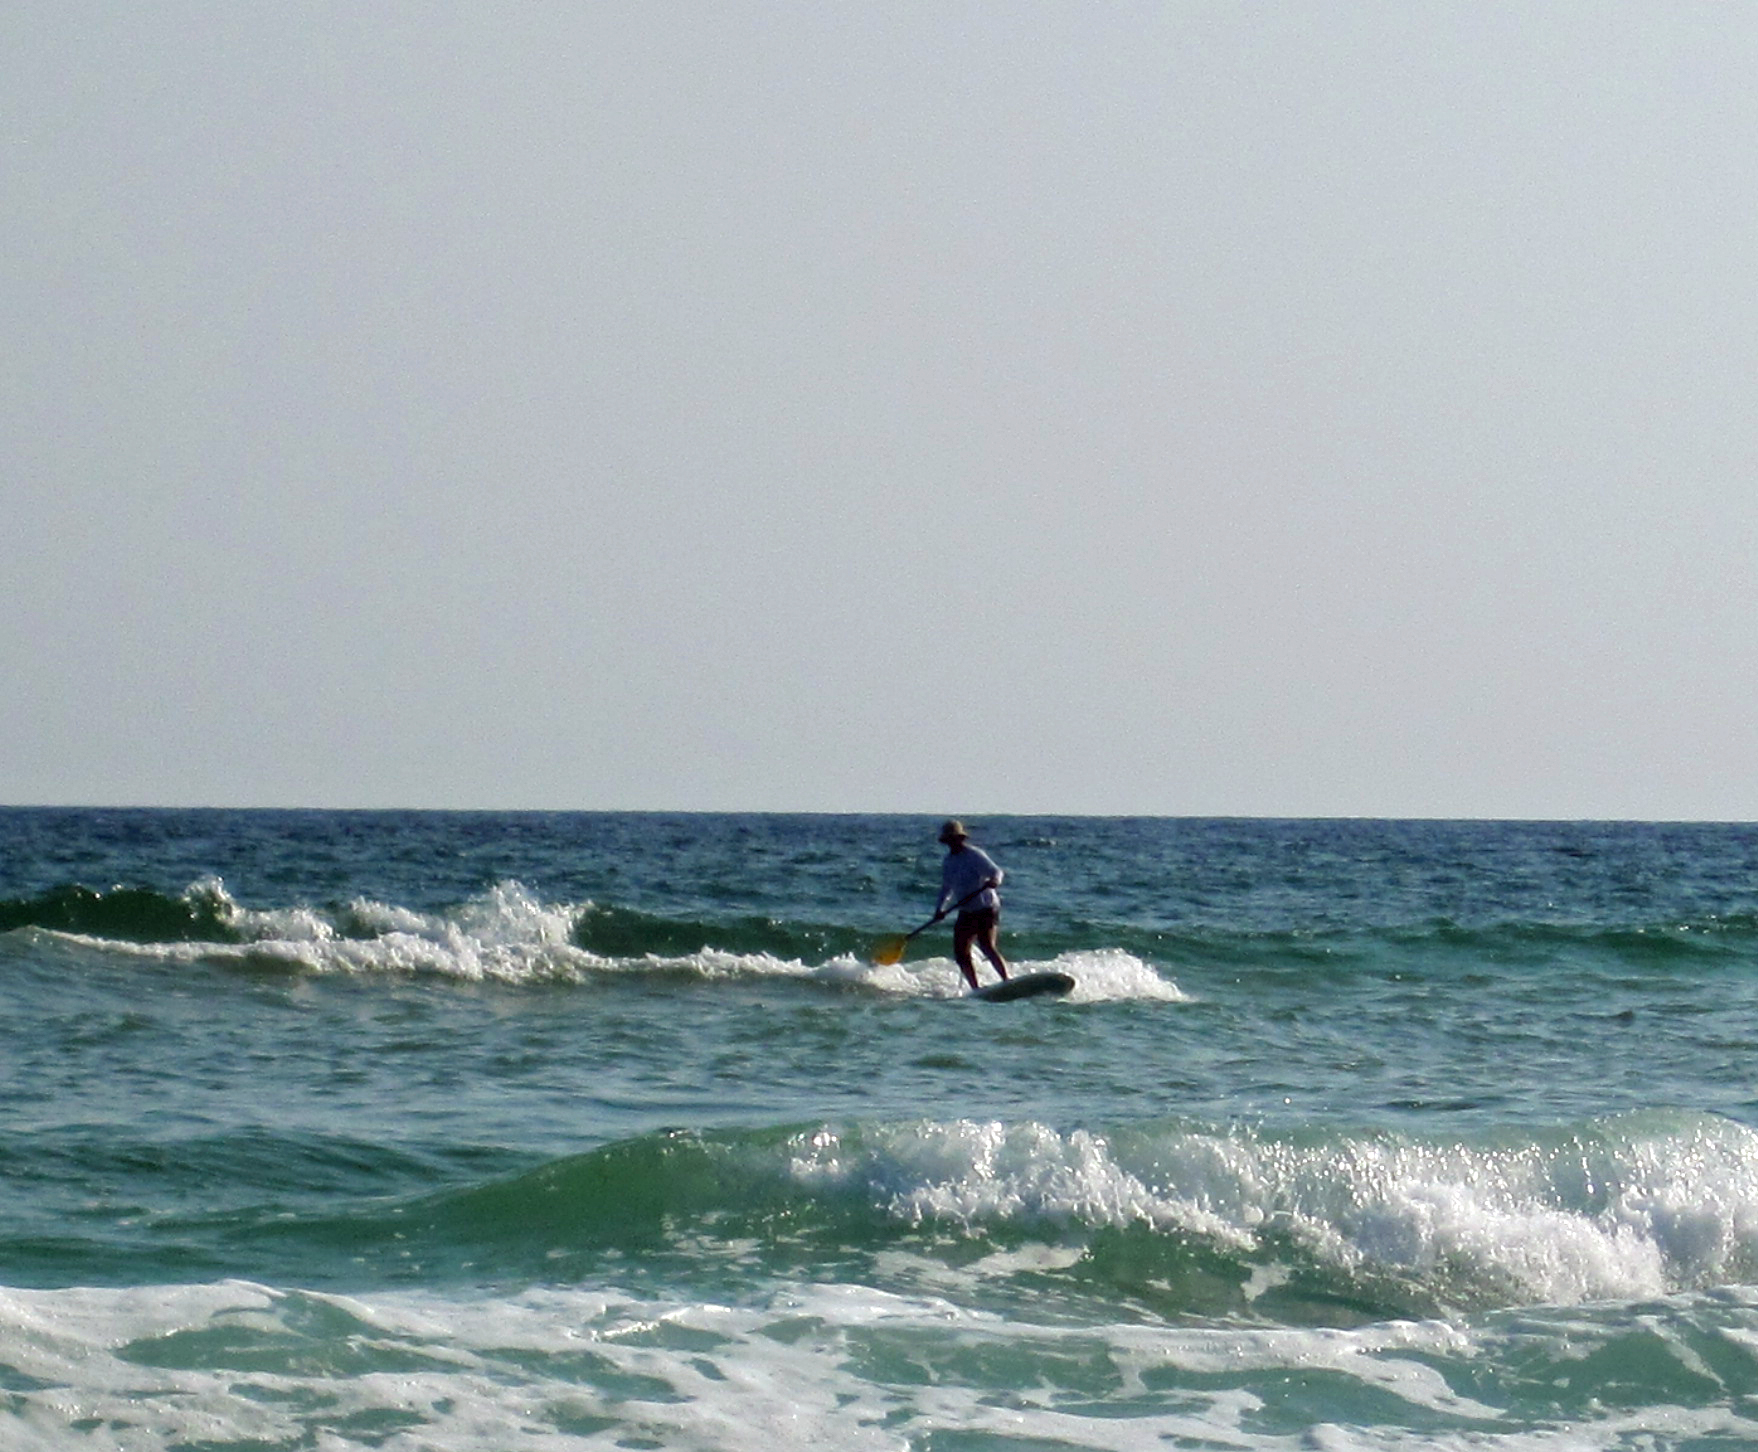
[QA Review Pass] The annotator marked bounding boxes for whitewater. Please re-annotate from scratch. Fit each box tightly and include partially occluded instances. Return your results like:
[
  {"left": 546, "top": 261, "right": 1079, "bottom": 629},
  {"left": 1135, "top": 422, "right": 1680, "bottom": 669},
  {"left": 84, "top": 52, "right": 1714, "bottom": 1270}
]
[{"left": 6, "top": 808, "right": 1758, "bottom": 1449}]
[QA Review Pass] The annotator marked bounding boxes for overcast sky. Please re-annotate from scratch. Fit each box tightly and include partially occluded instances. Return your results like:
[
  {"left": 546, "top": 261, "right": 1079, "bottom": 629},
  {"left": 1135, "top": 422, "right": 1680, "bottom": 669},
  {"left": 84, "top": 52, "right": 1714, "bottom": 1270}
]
[{"left": 6, "top": 3, "right": 1756, "bottom": 817}]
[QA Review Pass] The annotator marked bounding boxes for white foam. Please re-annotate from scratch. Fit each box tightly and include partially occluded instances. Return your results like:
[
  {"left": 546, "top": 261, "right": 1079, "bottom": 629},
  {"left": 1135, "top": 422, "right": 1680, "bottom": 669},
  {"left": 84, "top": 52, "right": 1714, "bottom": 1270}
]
[
  {"left": 7, "top": 1277, "right": 1756, "bottom": 1451},
  {"left": 45, "top": 880, "right": 605, "bottom": 984},
  {"left": 0, "top": 1280, "right": 941, "bottom": 1452},
  {"left": 39, "top": 876, "right": 1188, "bottom": 1002},
  {"left": 842, "top": 948, "right": 1185, "bottom": 1002},
  {"left": 782, "top": 1114, "right": 1758, "bottom": 1310},
  {"left": 1051, "top": 947, "right": 1188, "bottom": 1002},
  {"left": 788, "top": 1119, "right": 1252, "bottom": 1244}
]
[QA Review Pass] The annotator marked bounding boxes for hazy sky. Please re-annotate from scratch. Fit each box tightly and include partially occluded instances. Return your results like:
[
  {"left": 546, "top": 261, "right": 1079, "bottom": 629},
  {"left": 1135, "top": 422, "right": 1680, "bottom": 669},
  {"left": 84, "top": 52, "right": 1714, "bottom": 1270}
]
[{"left": 6, "top": 3, "right": 1756, "bottom": 817}]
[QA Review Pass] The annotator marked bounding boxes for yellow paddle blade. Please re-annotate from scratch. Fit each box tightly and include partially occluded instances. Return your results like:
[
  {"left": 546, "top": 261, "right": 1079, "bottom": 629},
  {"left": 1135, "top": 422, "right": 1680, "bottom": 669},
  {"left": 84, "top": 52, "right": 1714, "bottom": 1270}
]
[{"left": 871, "top": 935, "right": 908, "bottom": 966}]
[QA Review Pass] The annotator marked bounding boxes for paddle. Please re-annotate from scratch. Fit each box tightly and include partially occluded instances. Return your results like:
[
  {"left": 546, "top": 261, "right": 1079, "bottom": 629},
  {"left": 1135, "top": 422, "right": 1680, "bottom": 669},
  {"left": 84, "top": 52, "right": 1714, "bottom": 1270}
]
[{"left": 871, "top": 884, "right": 992, "bottom": 965}]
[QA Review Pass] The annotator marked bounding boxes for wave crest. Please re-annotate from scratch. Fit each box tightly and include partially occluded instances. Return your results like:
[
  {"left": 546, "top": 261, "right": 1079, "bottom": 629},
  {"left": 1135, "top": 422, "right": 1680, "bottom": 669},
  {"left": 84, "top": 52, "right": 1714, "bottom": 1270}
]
[
  {"left": 249, "top": 1110, "right": 1758, "bottom": 1323},
  {"left": 6, "top": 879, "right": 1181, "bottom": 997}
]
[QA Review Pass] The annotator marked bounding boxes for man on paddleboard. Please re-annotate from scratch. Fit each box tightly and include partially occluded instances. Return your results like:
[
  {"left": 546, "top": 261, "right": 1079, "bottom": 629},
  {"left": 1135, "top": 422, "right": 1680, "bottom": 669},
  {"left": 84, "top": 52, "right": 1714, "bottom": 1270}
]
[{"left": 933, "top": 819, "right": 1010, "bottom": 991}]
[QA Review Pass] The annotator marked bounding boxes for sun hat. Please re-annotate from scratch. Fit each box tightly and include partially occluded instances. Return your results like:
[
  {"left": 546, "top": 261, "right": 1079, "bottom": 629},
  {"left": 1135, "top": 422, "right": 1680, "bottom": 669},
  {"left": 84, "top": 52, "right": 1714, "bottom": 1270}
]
[{"left": 938, "top": 819, "right": 968, "bottom": 844}]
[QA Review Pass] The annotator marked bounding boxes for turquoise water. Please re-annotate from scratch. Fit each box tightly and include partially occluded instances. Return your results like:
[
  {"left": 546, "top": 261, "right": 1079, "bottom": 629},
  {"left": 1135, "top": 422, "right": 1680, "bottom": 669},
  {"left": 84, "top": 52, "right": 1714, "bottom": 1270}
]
[{"left": 6, "top": 809, "right": 1758, "bottom": 1448}]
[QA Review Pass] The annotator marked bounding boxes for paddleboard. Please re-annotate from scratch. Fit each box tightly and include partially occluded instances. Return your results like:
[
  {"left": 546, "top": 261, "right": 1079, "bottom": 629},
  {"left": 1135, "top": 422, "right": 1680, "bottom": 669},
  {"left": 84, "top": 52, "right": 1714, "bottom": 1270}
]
[{"left": 969, "top": 971, "right": 1075, "bottom": 1003}]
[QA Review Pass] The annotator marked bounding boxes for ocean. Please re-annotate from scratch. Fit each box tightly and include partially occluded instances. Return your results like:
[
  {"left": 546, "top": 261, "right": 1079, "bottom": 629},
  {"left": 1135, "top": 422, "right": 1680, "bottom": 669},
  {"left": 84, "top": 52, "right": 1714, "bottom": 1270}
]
[{"left": 6, "top": 808, "right": 1758, "bottom": 1449}]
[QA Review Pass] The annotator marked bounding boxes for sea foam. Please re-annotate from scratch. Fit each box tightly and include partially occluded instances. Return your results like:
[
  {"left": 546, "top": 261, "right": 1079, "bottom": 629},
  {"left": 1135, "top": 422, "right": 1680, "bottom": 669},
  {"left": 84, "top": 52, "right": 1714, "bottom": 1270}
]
[
  {"left": 6, "top": 1277, "right": 1758, "bottom": 1451},
  {"left": 784, "top": 1111, "right": 1758, "bottom": 1311},
  {"left": 35, "top": 878, "right": 1186, "bottom": 998}
]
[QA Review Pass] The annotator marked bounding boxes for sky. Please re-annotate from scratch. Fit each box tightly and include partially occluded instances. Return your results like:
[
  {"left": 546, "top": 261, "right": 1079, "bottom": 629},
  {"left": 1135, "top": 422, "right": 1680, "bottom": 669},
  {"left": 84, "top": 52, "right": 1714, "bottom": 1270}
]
[{"left": 5, "top": 3, "right": 1757, "bottom": 818}]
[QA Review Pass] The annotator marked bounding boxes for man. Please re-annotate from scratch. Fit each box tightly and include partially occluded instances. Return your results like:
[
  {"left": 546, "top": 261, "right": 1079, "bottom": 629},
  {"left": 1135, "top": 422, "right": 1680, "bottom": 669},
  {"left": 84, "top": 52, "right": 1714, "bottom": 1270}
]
[{"left": 933, "top": 819, "right": 1009, "bottom": 992}]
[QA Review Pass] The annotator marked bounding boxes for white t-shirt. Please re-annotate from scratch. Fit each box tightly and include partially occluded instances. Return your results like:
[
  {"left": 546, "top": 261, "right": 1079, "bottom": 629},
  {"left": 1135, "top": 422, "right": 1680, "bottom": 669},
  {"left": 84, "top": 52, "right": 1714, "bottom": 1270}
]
[{"left": 938, "top": 845, "right": 1003, "bottom": 915}]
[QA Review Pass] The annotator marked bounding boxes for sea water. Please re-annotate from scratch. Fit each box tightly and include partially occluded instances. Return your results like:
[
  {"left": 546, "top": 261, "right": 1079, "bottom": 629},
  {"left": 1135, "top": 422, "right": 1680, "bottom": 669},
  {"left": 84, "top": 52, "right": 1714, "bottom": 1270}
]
[{"left": 6, "top": 809, "right": 1758, "bottom": 1449}]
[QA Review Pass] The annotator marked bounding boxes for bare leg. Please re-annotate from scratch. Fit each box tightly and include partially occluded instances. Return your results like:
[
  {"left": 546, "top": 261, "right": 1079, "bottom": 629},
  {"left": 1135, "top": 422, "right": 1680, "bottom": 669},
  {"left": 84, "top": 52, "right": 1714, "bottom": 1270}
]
[
  {"left": 955, "top": 909, "right": 1007, "bottom": 988},
  {"left": 952, "top": 915, "right": 982, "bottom": 991},
  {"left": 974, "top": 916, "right": 1009, "bottom": 981}
]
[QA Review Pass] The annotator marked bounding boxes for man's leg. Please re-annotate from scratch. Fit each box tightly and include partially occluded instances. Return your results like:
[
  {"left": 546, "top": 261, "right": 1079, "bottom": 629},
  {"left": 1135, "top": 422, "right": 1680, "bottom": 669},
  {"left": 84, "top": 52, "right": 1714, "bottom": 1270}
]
[
  {"left": 952, "top": 914, "right": 981, "bottom": 991},
  {"left": 975, "top": 911, "right": 1009, "bottom": 980}
]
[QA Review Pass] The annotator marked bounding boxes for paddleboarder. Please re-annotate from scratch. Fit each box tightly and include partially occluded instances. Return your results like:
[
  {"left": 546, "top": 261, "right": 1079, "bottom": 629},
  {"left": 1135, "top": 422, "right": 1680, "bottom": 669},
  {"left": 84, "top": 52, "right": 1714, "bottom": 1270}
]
[{"left": 933, "top": 819, "right": 1009, "bottom": 991}]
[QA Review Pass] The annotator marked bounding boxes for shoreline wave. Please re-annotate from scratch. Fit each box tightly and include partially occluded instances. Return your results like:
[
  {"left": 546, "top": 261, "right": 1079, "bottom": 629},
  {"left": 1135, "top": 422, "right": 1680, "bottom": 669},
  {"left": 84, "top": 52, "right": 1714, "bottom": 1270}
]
[
  {"left": 16, "top": 1111, "right": 1751, "bottom": 1327},
  {"left": 396, "top": 1110, "right": 1758, "bottom": 1319}
]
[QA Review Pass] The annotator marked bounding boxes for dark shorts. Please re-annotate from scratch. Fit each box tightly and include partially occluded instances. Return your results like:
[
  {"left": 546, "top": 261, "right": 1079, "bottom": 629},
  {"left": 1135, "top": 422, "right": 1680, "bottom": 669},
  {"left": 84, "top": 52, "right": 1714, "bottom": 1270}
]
[{"left": 955, "top": 905, "right": 1000, "bottom": 935}]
